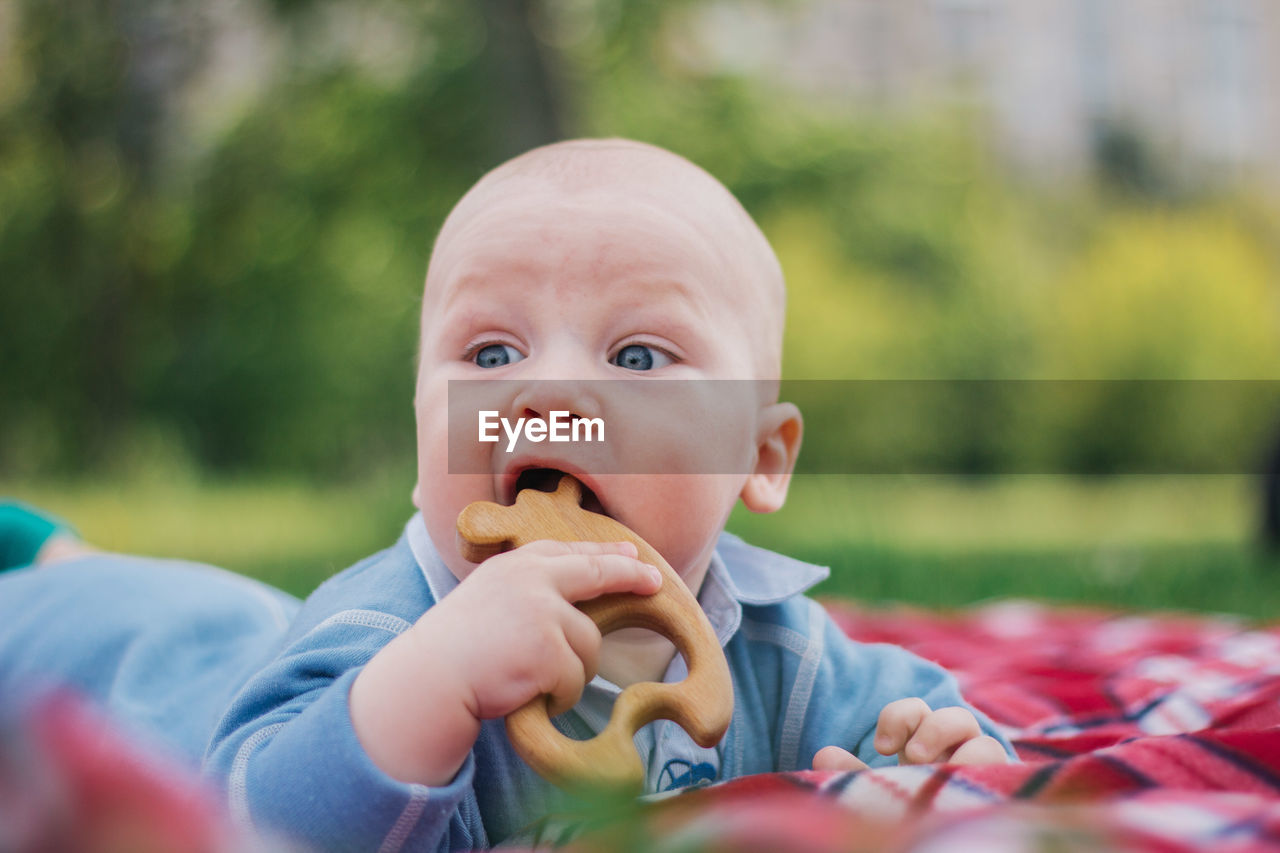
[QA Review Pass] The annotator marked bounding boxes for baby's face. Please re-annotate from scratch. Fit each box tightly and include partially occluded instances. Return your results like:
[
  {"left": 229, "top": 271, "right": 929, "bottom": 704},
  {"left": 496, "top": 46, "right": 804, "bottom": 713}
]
[{"left": 414, "top": 171, "right": 786, "bottom": 591}]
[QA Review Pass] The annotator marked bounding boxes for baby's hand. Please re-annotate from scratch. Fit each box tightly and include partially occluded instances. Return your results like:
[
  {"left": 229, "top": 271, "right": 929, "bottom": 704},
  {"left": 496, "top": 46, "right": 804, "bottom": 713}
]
[
  {"left": 811, "top": 698, "right": 1009, "bottom": 772},
  {"left": 351, "top": 539, "right": 662, "bottom": 786},
  {"left": 433, "top": 539, "right": 663, "bottom": 719}
]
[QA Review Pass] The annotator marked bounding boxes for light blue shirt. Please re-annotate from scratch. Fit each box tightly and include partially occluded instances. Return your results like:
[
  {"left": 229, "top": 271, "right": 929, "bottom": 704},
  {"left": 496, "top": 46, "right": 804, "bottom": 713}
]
[
  {"left": 407, "top": 513, "right": 829, "bottom": 792},
  {"left": 204, "top": 518, "right": 1012, "bottom": 850},
  {"left": 0, "top": 519, "right": 1013, "bottom": 851}
]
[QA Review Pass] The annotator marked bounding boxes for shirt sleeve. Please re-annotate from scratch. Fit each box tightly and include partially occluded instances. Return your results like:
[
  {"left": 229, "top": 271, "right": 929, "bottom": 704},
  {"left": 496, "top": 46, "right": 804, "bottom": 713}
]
[
  {"left": 203, "top": 550, "right": 487, "bottom": 852},
  {"left": 798, "top": 608, "right": 1017, "bottom": 770}
]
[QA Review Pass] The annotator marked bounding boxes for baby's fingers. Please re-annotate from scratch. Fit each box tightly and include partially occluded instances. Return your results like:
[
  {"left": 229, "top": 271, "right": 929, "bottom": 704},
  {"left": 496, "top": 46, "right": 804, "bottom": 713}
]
[
  {"left": 552, "top": 549, "right": 663, "bottom": 602},
  {"left": 543, "top": 639, "right": 588, "bottom": 717},
  {"left": 949, "top": 735, "right": 1009, "bottom": 766},
  {"left": 812, "top": 746, "right": 869, "bottom": 773},
  {"left": 521, "top": 539, "right": 639, "bottom": 559},
  {"left": 902, "top": 706, "right": 982, "bottom": 764},
  {"left": 873, "top": 697, "right": 931, "bottom": 756},
  {"left": 558, "top": 605, "right": 604, "bottom": 686}
]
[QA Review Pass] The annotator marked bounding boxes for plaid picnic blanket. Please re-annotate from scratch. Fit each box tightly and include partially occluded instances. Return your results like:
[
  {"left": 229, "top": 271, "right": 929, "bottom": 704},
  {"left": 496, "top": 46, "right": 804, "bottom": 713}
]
[
  {"left": 567, "top": 600, "right": 1280, "bottom": 852},
  {"left": 11, "top": 599, "right": 1280, "bottom": 851}
]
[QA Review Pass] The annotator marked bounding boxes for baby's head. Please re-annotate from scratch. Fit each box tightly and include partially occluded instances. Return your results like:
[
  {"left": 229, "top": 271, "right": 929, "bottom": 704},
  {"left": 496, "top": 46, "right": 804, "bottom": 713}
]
[{"left": 412, "top": 139, "right": 802, "bottom": 591}]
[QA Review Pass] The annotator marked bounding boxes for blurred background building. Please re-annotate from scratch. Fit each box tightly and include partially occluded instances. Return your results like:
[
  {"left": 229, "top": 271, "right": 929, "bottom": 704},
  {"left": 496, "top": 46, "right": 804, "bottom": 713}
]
[{"left": 688, "top": 0, "right": 1280, "bottom": 187}]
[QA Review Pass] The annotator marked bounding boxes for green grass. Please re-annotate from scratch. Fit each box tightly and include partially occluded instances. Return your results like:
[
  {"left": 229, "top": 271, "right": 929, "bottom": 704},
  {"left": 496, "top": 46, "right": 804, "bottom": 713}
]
[
  {"left": 8, "top": 473, "right": 1278, "bottom": 618},
  {"left": 730, "top": 475, "right": 1280, "bottom": 619},
  {"left": 798, "top": 542, "right": 1278, "bottom": 619},
  {"left": 9, "top": 471, "right": 414, "bottom": 597}
]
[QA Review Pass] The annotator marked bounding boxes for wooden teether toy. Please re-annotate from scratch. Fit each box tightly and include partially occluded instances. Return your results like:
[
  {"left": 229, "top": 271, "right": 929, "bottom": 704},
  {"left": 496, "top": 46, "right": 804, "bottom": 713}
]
[{"left": 456, "top": 475, "right": 733, "bottom": 790}]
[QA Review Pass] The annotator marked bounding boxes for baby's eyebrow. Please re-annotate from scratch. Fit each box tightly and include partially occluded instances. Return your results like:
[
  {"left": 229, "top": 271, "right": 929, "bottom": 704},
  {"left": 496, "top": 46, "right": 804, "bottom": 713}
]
[
  {"left": 623, "top": 277, "right": 705, "bottom": 305},
  {"left": 441, "top": 268, "right": 714, "bottom": 318},
  {"left": 435, "top": 265, "right": 541, "bottom": 311}
]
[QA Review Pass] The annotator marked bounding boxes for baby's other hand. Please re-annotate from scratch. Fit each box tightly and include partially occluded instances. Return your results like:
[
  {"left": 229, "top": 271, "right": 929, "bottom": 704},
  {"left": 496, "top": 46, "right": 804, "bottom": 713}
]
[
  {"left": 873, "top": 698, "right": 1008, "bottom": 765},
  {"left": 811, "top": 698, "right": 1009, "bottom": 772},
  {"left": 811, "top": 745, "right": 869, "bottom": 772}
]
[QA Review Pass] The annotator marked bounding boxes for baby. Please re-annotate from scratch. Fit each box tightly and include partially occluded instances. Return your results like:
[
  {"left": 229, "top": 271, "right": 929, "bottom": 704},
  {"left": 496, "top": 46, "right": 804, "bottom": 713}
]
[{"left": 0, "top": 139, "right": 1011, "bottom": 851}]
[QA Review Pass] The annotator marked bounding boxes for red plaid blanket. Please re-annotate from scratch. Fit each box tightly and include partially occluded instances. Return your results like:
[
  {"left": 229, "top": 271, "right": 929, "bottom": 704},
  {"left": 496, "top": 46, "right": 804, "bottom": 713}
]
[
  {"left": 594, "top": 600, "right": 1280, "bottom": 852},
  {"left": 12, "top": 600, "right": 1280, "bottom": 850}
]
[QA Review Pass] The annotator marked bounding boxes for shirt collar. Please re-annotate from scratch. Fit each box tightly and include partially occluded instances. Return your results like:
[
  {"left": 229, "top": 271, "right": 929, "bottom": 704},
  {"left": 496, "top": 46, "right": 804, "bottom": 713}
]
[
  {"left": 405, "top": 514, "right": 829, "bottom": 646},
  {"left": 406, "top": 513, "right": 460, "bottom": 603},
  {"left": 697, "top": 531, "right": 830, "bottom": 646}
]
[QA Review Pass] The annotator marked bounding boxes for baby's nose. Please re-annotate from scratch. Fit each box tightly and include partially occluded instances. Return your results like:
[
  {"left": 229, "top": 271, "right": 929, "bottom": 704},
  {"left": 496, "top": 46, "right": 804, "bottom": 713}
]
[
  {"left": 512, "top": 381, "right": 604, "bottom": 424},
  {"left": 520, "top": 406, "right": 586, "bottom": 423}
]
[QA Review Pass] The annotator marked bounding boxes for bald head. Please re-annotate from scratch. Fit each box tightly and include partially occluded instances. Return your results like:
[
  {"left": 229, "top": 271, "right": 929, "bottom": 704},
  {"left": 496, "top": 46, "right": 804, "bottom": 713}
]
[{"left": 425, "top": 139, "right": 786, "bottom": 377}]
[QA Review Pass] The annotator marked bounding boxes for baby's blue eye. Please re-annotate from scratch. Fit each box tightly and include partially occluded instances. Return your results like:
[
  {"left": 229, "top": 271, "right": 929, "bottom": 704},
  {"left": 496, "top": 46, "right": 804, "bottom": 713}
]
[
  {"left": 612, "top": 344, "right": 672, "bottom": 371},
  {"left": 472, "top": 344, "right": 524, "bottom": 368}
]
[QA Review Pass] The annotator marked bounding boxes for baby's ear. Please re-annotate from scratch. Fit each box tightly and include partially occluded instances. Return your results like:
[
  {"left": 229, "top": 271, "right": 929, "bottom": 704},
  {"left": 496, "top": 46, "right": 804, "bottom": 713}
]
[
  {"left": 740, "top": 402, "right": 803, "bottom": 514},
  {"left": 411, "top": 483, "right": 423, "bottom": 510}
]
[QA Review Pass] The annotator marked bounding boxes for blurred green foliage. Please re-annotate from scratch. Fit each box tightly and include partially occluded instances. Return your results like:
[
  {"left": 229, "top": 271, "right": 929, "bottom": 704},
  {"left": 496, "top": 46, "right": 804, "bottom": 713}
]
[
  {"left": 13, "top": 473, "right": 1278, "bottom": 615},
  {"left": 1, "top": 0, "right": 1278, "bottom": 481}
]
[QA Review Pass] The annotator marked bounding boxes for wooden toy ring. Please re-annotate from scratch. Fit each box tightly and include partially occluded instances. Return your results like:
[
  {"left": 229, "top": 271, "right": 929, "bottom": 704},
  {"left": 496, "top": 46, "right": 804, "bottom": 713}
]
[{"left": 456, "top": 474, "right": 733, "bottom": 790}]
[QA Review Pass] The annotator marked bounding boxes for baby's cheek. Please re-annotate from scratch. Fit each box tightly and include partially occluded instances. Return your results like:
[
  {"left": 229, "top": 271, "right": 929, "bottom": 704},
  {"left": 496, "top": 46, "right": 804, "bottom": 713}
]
[
  {"left": 420, "top": 475, "right": 490, "bottom": 577},
  {"left": 633, "top": 483, "right": 724, "bottom": 573}
]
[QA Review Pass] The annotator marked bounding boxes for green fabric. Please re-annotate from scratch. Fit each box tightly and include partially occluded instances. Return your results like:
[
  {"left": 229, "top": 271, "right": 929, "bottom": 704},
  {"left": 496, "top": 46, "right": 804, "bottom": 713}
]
[{"left": 0, "top": 500, "right": 75, "bottom": 571}]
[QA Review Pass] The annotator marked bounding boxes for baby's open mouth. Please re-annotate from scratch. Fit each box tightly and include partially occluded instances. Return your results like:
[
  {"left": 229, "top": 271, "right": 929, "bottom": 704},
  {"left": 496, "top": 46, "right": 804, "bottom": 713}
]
[{"left": 513, "top": 468, "right": 609, "bottom": 518}]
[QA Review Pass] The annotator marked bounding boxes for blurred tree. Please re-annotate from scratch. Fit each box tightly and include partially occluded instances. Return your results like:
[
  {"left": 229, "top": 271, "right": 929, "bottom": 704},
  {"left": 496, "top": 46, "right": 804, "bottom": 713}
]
[
  {"left": 0, "top": 0, "right": 206, "bottom": 471},
  {"left": 1265, "top": 429, "right": 1280, "bottom": 550},
  {"left": 142, "top": 0, "right": 565, "bottom": 473},
  {"left": 1, "top": 0, "right": 1277, "bottom": 482},
  {"left": 478, "top": 0, "right": 569, "bottom": 157},
  {"left": 1092, "top": 119, "right": 1176, "bottom": 200},
  {"left": 1, "top": 0, "right": 568, "bottom": 477}
]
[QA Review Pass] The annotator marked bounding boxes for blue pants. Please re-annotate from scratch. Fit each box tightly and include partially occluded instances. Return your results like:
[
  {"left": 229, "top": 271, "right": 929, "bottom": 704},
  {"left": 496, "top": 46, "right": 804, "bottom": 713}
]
[{"left": 0, "top": 555, "right": 299, "bottom": 764}]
